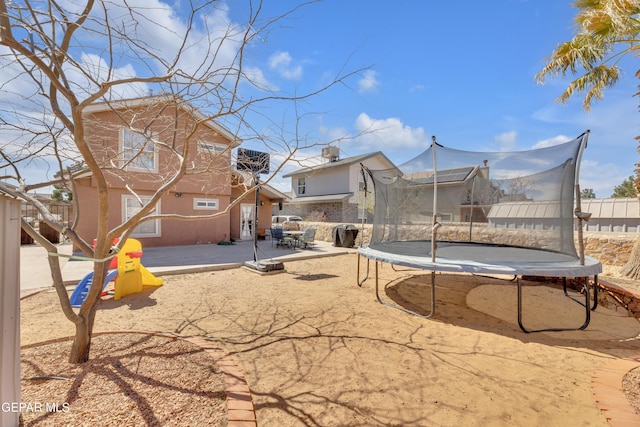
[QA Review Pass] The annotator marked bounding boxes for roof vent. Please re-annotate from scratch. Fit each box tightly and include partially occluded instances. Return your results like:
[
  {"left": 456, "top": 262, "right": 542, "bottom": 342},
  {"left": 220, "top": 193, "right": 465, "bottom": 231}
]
[{"left": 321, "top": 146, "right": 339, "bottom": 162}]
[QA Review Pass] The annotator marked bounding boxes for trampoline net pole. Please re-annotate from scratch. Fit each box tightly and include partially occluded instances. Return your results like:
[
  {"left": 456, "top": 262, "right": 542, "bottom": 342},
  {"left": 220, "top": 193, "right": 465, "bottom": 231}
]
[
  {"left": 431, "top": 135, "right": 439, "bottom": 263},
  {"left": 574, "top": 131, "right": 590, "bottom": 266}
]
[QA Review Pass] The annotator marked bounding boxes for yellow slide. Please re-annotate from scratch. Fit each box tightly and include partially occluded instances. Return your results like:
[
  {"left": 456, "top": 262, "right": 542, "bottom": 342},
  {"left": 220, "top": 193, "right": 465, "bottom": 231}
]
[{"left": 140, "top": 265, "right": 163, "bottom": 287}]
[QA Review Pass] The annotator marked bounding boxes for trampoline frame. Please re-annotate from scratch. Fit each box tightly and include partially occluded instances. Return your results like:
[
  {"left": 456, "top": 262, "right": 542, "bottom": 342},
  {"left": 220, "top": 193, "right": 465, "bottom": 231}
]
[
  {"left": 357, "top": 245, "right": 600, "bottom": 333},
  {"left": 356, "top": 131, "right": 602, "bottom": 333}
]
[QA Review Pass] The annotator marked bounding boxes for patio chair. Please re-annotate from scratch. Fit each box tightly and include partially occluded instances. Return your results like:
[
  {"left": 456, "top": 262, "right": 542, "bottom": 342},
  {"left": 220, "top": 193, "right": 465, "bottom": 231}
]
[
  {"left": 298, "top": 227, "right": 316, "bottom": 249},
  {"left": 270, "top": 226, "right": 284, "bottom": 247},
  {"left": 271, "top": 226, "right": 293, "bottom": 248}
]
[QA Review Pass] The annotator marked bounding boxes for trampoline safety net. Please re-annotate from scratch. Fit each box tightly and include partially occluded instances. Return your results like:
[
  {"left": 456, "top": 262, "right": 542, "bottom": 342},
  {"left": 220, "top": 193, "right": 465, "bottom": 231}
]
[{"left": 361, "top": 131, "right": 591, "bottom": 259}]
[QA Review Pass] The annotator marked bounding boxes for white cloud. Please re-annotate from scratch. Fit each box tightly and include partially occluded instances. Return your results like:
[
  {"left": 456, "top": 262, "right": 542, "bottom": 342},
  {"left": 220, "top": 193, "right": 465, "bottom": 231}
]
[
  {"left": 243, "top": 66, "right": 277, "bottom": 91},
  {"left": 268, "top": 51, "right": 292, "bottom": 69},
  {"left": 267, "top": 51, "right": 303, "bottom": 81},
  {"left": 494, "top": 131, "right": 518, "bottom": 151},
  {"left": 579, "top": 159, "right": 626, "bottom": 198},
  {"left": 531, "top": 134, "right": 573, "bottom": 149},
  {"left": 358, "top": 70, "right": 379, "bottom": 94},
  {"left": 352, "top": 113, "right": 428, "bottom": 152},
  {"left": 65, "top": 53, "right": 150, "bottom": 100},
  {"left": 75, "top": 0, "right": 254, "bottom": 90}
]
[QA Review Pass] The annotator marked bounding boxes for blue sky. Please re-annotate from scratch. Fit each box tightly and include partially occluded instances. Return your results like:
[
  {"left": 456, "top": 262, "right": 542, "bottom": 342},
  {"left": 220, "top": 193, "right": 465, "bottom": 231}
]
[
  {"left": 230, "top": 0, "right": 638, "bottom": 197},
  {"left": 2, "top": 0, "right": 637, "bottom": 198}
]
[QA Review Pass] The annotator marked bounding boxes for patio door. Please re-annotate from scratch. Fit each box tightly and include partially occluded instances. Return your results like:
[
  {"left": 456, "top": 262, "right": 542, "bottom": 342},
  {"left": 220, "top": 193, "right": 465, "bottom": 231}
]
[{"left": 240, "top": 203, "right": 254, "bottom": 240}]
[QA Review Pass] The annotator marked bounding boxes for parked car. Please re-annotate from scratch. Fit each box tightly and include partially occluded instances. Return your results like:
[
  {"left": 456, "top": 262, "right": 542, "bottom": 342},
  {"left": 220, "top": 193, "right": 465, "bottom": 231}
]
[{"left": 272, "top": 215, "right": 303, "bottom": 225}]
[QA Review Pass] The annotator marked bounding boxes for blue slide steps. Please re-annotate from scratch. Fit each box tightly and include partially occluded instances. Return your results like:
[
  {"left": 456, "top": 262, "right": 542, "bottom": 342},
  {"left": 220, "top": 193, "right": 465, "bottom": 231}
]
[{"left": 69, "top": 269, "right": 118, "bottom": 308}]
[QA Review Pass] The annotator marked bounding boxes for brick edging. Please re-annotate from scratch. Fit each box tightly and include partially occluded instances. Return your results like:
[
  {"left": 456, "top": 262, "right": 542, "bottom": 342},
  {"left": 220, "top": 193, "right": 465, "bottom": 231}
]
[
  {"left": 591, "top": 356, "right": 640, "bottom": 425},
  {"left": 20, "top": 331, "right": 257, "bottom": 427},
  {"left": 598, "top": 279, "right": 640, "bottom": 318}
]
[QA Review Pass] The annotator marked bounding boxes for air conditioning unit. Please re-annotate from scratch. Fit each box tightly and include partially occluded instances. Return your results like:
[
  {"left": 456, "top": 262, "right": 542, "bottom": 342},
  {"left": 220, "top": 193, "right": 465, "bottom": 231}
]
[{"left": 321, "top": 146, "right": 339, "bottom": 162}]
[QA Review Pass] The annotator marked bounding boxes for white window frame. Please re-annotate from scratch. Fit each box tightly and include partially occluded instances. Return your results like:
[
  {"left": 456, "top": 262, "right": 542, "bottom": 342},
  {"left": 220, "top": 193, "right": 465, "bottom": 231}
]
[
  {"left": 197, "top": 141, "right": 227, "bottom": 156},
  {"left": 439, "top": 213, "right": 452, "bottom": 222},
  {"left": 122, "top": 195, "right": 161, "bottom": 237},
  {"left": 193, "top": 198, "right": 219, "bottom": 210},
  {"left": 121, "top": 128, "right": 158, "bottom": 173},
  {"left": 297, "top": 177, "right": 306, "bottom": 195}
]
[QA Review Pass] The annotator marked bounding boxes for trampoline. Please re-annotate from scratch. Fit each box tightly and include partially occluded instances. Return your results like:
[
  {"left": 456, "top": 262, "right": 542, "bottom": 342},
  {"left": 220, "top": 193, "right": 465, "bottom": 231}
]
[{"left": 356, "top": 131, "right": 602, "bottom": 333}]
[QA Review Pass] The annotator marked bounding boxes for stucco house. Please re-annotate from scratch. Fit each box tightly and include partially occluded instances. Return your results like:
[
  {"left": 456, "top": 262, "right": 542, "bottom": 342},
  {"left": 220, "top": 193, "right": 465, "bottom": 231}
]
[
  {"left": 280, "top": 149, "right": 398, "bottom": 223},
  {"left": 403, "top": 164, "right": 493, "bottom": 223},
  {"left": 230, "top": 172, "right": 289, "bottom": 241},
  {"left": 73, "top": 96, "right": 284, "bottom": 248}
]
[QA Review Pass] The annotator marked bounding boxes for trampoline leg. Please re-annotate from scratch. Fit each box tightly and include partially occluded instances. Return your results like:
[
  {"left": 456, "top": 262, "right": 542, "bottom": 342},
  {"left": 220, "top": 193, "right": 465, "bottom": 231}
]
[
  {"left": 374, "top": 263, "right": 436, "bottom": 319},
  {"left": 357, "top": 254, "right": 370, "bottom": 287},
  {"left": 517, "top": 276, "right": 591, "bottom": 333},
  {"left": 561, "top": 276, "right": 599, "bottom": 311}
]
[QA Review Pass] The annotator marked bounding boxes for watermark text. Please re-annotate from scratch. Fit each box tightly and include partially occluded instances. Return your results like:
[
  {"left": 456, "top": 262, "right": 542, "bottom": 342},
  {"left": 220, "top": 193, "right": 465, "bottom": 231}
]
[{"left": 1, "top": 402, "right": 70, "bottom": 413}]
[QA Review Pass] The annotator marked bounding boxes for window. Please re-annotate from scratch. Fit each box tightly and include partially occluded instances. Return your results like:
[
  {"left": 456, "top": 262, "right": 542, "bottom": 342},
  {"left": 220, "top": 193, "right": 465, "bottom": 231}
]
[
  {"left": 193, "top": 198, "right": 219, "bottom": 210},
  {"left": 121, "top": 128, "right": 157, "bottom": 172},
  {"left": 122, "top": 195, "right": 161, "bottom": 237},
  {"left": 197, "top": 141, "right": 227, "bottom": 155},
  {"left": 358, "top": 174, "right": 367, "bottom": 192},
  {"left": 297, "top": 177, "right": 306, "bottom": 195}
]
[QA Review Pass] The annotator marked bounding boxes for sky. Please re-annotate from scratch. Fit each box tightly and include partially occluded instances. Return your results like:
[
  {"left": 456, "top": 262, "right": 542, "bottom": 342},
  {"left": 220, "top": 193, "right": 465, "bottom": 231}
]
[
  {"left": 232, "top": 0, "right": 639, "bottom": 198},
  {"left": 2, "top": 0, "right": 638, "bottom": 198}
]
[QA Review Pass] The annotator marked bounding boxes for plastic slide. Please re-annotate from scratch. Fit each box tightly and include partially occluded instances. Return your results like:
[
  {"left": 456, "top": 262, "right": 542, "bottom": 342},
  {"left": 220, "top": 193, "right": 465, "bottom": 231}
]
[
  {"left": 69, "top": 269, "right": 118, "bottom": 308},
  {"left": 140, "top": 265, "right": 163, "bottom": 287}
]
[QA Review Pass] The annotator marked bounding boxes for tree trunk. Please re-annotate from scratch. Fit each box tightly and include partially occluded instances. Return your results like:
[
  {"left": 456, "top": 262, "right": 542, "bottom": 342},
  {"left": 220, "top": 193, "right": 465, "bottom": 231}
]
[
  {"left": 68, "top": 302, "right": 98, "bottom": 363},
  {"left": 620, "top": 235, "right": 640, "bottom": 280},
  {"left": 68, "top": 265, "right": 102, "bottom": 364},
  {"left": 69, "top": 320, "right": 91, "bottom": 363}
]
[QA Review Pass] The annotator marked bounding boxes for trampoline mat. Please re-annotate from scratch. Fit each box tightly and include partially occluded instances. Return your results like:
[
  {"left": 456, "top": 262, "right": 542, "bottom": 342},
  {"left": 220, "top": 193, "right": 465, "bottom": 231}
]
[{"left": 359, "top": 240, "right": 602, "bottom": 277}]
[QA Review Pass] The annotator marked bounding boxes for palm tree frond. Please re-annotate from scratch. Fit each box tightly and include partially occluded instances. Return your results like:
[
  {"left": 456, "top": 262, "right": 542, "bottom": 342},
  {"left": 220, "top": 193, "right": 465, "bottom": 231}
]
[
  {"left": 558, "top": 64, "right": 621, "bottom": 109},
  {"left": 536, "top": 35, "right": 609, "bottom": 83}
]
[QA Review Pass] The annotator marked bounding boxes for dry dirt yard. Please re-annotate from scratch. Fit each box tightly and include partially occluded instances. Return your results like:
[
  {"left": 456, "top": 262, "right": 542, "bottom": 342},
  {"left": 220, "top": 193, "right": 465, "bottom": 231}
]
[{"left": 20, "top": 253, "right": 640, "bottom": 426}]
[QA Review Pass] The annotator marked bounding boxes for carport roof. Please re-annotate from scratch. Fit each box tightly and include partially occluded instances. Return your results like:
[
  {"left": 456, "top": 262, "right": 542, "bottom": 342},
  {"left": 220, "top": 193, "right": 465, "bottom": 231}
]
[{"left": 287, "top": 193, "right": 352, "bottom": 204}]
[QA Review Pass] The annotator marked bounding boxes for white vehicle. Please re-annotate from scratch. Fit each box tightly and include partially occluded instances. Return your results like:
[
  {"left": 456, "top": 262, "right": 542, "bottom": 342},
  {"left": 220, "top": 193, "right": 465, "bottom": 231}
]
[{"left": 272, "top": 215, "right": 303, "bottom": 225}]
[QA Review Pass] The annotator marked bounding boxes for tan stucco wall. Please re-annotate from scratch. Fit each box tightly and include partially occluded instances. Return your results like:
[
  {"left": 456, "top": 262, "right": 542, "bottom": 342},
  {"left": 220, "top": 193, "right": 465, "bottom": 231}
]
[
  {"left": 75, "top": 100, "right": 238, "bottom": 249},
  {"left": 74, "top": 177, "right": 231, "bottom": 248},
  {"left": 229, "top": 188, "right": 275, "bottom": 242}
]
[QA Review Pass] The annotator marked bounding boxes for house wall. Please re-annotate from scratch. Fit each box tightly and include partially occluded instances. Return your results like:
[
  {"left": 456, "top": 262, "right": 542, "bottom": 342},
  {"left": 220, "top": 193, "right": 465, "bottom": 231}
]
[
  {"left": 229, "top": 187, "right": 275, "bottom": 241},
  {"left": 83, "top": 104, "right": 234, "bottom": 196},
  {"left": 295, "top": 167, "right": 350, "bottom": 197},
  {"left": 346, "top": 158, "right": 394, "bottom": 202},
  {"left": 279, "top": 202, "right": 345, "bottom": 223},
  {"left": 75, "top": 101, "right": 237, "bottom": 248},
  {"left": 284, "top": 154, "right": 399, "bottom": 223},
  {"left": 74, "top": 177, "right": 231, "bottom": 248}
]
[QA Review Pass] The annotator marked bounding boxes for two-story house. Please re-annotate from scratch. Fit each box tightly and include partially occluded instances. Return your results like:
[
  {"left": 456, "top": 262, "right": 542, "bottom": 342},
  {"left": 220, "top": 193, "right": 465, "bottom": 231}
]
[
  {"left": 73, "top": 95, "right": 282, "bottom": 248},
  {"left": 280, "top": 148, "right": 397, "bottom": 223}
]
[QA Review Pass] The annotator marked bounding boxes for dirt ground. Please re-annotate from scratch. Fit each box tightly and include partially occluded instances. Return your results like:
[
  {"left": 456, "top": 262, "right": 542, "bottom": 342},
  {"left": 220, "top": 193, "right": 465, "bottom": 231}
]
[{"left": 20, "top": 253, "right": 640, "bottom": 426}]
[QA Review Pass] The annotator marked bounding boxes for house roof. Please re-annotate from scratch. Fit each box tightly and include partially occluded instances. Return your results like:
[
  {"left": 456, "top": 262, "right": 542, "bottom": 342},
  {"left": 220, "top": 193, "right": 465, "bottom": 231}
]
[
  {"left": 82, "top": 95, "right": 240, "bottom": 147},
  {"left": 232, "top": 170, "right": 290, "bottom": 202},
  {"left": 580, "top": 197, "right": 640, "bottom": 219},
  {"left": 487, "top": 201, "right": 561, "bottom": 219},
  {"left": 282, "top": 151, "right": 397, "bottom": 178},
  {"left": 407, "top": 166, "right": 477, "bottom": 185},
  {"left": 258, "top": 183, "right": 290, "bottom": 202},
  {"left": 487, "top": 198, "right": 640, "bottom": 220},
  {"left": 285, "top": 193, "right": 352, "bottom": 204}
]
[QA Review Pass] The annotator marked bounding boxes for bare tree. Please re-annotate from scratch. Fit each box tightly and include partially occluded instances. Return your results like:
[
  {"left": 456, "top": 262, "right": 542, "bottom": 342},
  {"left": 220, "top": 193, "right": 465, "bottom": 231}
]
[{"left": 0, "top": 0, "right": 363, "bottom": 363}]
